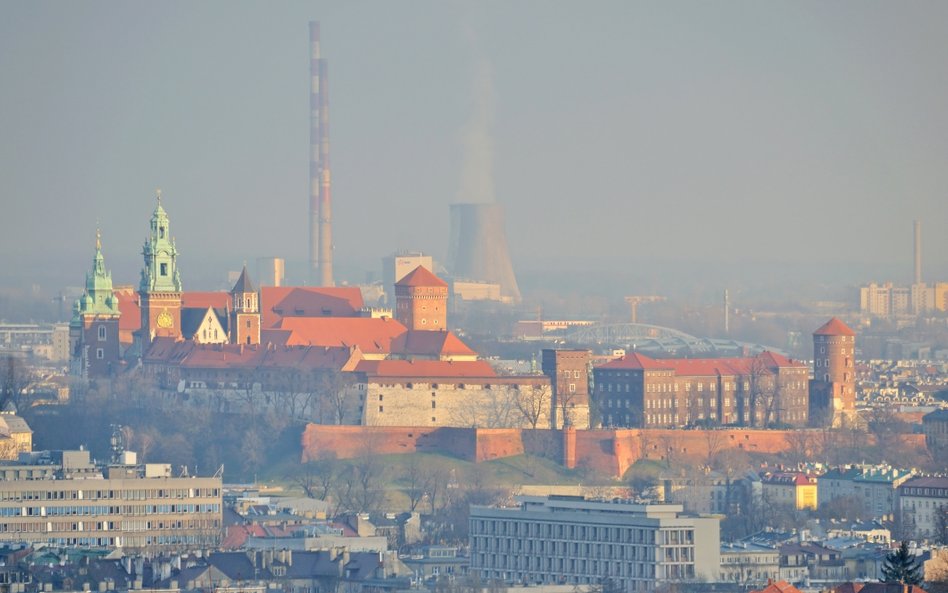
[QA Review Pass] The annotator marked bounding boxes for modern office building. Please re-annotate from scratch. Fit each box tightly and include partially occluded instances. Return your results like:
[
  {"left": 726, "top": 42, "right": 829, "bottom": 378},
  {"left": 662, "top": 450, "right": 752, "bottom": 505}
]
[
  {"left": 469, "top": 495, "right": 720, "bottom": 592},
  {"left": 0, "top": 450, "right": 222, "bottom": 550}
]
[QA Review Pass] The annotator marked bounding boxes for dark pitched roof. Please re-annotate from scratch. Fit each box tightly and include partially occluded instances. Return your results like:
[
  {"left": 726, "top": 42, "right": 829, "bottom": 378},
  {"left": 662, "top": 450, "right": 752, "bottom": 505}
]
[
  {"left": 180, "top": 307, "right": 228, "bottom": 340},
  {"left": 208, "top": 551, "right": 257, "bottom": 581},
  {"left": 232, "top": 266, "right": 256, "bottom": 294}
]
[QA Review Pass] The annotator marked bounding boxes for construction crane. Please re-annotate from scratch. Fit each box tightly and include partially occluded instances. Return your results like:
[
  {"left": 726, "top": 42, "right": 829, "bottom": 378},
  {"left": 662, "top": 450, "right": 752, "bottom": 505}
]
[{"left": 624, "top": 295, "right": 665, "bottom": 324}]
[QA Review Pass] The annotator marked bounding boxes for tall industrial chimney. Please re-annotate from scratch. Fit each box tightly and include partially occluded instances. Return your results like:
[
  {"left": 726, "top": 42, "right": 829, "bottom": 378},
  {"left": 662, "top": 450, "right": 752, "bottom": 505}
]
[
  {"left": 309, "top": 22, "right": 333, "bottom": 287},
  {"left": 913, "top": 219, "right": 922, "bottom": 285},
  {"left": 448, "top": 203, "right": 521, "bottom": 302}
]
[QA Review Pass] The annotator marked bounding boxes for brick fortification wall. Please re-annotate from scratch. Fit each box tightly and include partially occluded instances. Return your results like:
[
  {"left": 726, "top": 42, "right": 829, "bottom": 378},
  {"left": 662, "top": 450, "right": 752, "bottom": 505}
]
[{"left": 301, "top": 425, "right": 926, "bottom": 477}]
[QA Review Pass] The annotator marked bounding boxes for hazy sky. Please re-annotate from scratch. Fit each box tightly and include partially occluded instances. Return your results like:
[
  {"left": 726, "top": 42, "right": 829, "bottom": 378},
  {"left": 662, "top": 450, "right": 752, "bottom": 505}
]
[{"left": 2, "top": 1, "right": 948, "bottom": 290}]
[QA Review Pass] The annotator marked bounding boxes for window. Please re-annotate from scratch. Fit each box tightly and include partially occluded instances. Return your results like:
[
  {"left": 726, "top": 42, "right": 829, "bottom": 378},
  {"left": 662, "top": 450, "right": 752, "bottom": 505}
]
[
  {"left": 574, "top": 370, "right": 580, "bottom": 379},
  {"left": 160, "top": 263, "right": 168, "bottom": 276},
  {"left": 379, "top": 406, "right": 383, "bottom": 413},
  {"left": 97, "top": 326, "right": 107, "bottom": 341},
  {"left": 432, "top": 401, "right": 436, "bottom": 409},
  {"left": 569, "top": 384, "right": 576, "bottom": 393},
  {"left": 96, "top": 348, "right": 104, "bottom": 359}
]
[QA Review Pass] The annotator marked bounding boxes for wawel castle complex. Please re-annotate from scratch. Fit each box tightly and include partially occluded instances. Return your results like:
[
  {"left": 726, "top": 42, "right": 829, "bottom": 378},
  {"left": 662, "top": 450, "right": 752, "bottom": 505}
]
[{"left": 71, "top": 197, "right": 855, "bottom": 429}]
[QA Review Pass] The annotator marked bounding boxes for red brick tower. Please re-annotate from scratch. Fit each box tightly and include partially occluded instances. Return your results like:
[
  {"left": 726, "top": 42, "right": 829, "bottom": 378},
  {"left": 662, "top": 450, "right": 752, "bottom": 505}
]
[
  {"left": 809, "top": 317, "right": 856, "bottom": 426},
  {"left": 394, "top": 266, "right": 448, "bottom": 331}
]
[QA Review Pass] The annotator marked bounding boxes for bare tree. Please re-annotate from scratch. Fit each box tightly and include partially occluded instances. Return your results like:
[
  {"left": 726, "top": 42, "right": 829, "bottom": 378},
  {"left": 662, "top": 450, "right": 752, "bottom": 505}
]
[
  {"left": 318, "top": 370, "right": 357, "bottom": 425},
  {"left": 451, "top": 387, "right": 523, "bottom": 428},
  {"left": 515, "top": 384, "right": 551, "bottom": 429},
  {"left": 703, "top": 429, "right": 726, "bottom": 469},
  {"left": 403, "top": 455, "right": 427, "bottom": 512},
  {"left": 783, "top": 430, "right": 815, "bottom": 467},
  {"left": 0, "top": 356, "right": 31, "bottom": 411}
]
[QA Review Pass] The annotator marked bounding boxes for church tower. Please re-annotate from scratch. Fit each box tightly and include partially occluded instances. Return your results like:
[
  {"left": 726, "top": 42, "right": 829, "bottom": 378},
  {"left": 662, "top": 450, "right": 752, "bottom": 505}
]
[
  {"left": 230, "top": 265, "right": 260, "bottom": 345},
  {"left": 69, "top": 229, "right": 122, "bottom": 378},
  {"left": 394, "top": 266, "right": 448, "bottom": 331},
  {"left": 139, "top": 191, "right": 183, "bottom": 344},
  {"left": 809, "top": 317, "right": 856, "bottom": 427}
]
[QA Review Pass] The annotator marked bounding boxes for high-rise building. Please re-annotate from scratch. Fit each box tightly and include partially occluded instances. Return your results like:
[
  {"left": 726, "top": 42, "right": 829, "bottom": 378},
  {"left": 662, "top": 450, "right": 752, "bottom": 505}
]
[
  {"left": 470, "top": 496, "right": 720, "bottom": 591},
  {"left": 809, "top": 317, "right": 856, "bottom": 427},
  {"left": 69, "top": 230, "right": 121, "bottom": 378}
]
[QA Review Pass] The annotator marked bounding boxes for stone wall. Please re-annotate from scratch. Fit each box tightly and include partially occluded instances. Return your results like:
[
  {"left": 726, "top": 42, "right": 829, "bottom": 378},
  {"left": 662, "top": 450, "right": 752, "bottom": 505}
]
[{"left": 300, "top": 424, "right": 928, "bottom": 478}]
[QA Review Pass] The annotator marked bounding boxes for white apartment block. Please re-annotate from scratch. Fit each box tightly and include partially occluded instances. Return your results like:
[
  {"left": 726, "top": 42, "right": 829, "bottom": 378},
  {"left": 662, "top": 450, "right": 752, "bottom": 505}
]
[
  {"left": 0, "top": 450, "right": 222, "bottom": 549},
  {"left": 898, "top": 476, "right": 948, "bottom": 541},
  {"left": 469, "top": 496, "right": 720, "bottom": 592}
]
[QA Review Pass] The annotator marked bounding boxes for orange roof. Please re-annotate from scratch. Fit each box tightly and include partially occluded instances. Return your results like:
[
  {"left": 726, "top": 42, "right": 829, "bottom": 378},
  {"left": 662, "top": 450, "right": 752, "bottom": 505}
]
[
  {"left": 751, "top": 581, "right": 804, "bottom": 593},
  {"left": 354, "top": 359, "right": 496, "bottom": 378},
  {"left": 144, "top": 339, "right": 358, "bottom": 372},
  {"left": 391, "top": 330, "right": 477, "bottom": 357},
  {"left": 395, "top": 266, "right": 448, "bottom": 288},
  {"left": 598, "top": 351, "right": 804, "bottom": 376},
  {"left": 114, "top": 288, "right": 141, "bottom": 332},
  {"left": 814, "top": 317, "right": 856, "bottom": 336},
  {"left": 261, "top": 286, "right": 365, "bottom": 328},
  {"left": 181, "top": 291, "right": 230, "bottom": 310},
  {"left": 277, "top": 316, "right": 407, "bottom": 354}
]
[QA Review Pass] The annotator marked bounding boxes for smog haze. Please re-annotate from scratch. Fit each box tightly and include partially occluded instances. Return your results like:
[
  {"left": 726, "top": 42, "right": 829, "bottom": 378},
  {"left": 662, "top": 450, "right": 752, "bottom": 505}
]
[{"left": 2, "top": 1, "right": 948, "bottom": 300}]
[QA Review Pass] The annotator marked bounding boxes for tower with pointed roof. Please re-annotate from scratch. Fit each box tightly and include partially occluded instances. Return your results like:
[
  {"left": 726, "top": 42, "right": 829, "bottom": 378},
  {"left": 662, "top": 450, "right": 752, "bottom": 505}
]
[
  {"left": 139, "top": 191, "right": 183, "bottom": 345},
  {"left": 230, "top": 265, "right": 260, "bottom": 345},
  {"left": 394, "top": 266, "right": 448, "bottom": 331},
  {"left": 70, "top": 230, "right": 122, "bottom": 378},
  {"left": 809, "top": 317, "right": 857, "bottom": 427}
]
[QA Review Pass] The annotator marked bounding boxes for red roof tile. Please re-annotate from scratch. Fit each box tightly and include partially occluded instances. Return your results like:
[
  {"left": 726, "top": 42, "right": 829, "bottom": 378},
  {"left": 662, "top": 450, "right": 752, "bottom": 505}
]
[
  {"left": 277, "top": 316, "right": 407, "bottom": 353},
  {"left": 751, "top": 581, "right": 804, "bottom": 593},
  {"left": 114, "top": 287, "right": 141, "bottom": 332},
  {"left": 354, "top": 359, "right": 496, "bottom": 378},
  {"left": 597, "top": 351, "right": 805, "bottom": 376},
  {"left": 181, "top": 292, "right": 230, "bottom": 310},
  {"left": 814, "top": 317, "right": 856, "bottom": 336},
  {"left": 395, "top": 266, "right": 447, "bottom": 288},
  {"left": 390, "top": 330, "right": 477, "bottom": 357},
  {"left": 261, "top": 286, "right": 365, "bottom": 328}
]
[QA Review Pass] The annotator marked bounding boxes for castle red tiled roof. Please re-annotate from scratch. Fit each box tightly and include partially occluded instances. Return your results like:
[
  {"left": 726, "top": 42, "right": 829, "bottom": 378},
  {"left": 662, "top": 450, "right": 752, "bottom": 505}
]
[
  {"left": 181, "top": 292, "right": 230, "bottom": 310},
  {"left": 114, "top": 288, "right": 141, "bottom": 332},
  {"left": 814, "top": 317, "right": 856, "bottom": 336},
  {"left": 751, "top": 580, "right": 804, "bottom": 593},
  {"left": 390, "top": 330, "right": 477, "bottom": 357},
  {"left": 143, "top": 338, "right": 359, "bottom": 372},
  {"left": 277, "top": 316, "right": 407, "bottom": 354},
  {"left": 261, "top": 286, "right": 365, "bottom": 328},
  {"left": 395, "top": 266, "right": 448, "bottom": 288},
  {"left": 597, "top": 351, "right": 804, "bottom": 376},
  {"left": 354, "top": 359, "right": 496, "bottom": 378}
]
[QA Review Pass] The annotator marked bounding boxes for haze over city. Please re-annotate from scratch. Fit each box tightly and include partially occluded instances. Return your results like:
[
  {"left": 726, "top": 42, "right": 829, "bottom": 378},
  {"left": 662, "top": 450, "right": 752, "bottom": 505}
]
[{"left": 2, "top": 1, "right": 948, "bottom": 300}]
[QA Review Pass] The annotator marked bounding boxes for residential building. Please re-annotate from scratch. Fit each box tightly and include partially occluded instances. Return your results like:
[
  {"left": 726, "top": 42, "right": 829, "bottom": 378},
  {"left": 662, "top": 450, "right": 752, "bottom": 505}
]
[
  {"left": 922, "top": 409, "right": 948, "bottom": 457},
  {"left": 761, "top": 473, "right": 818, "bottom": 511},
  {"left": 593, "top": 352, "right": 809, "bottom": 429},
  {"left": 0, "top": 449, "right": 221, "bottom": 549},
  {"left": 469, "top": 495, "right": 720, "bottom": 592},
  {"left": 719, "top": 542, "right": 780, "bottom": 585},
  {"left": 898, "top": 476, "right": 948, "bottom": 541}
]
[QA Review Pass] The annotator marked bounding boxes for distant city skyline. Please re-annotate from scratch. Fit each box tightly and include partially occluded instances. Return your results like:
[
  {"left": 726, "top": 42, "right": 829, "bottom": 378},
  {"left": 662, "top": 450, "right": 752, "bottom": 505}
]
[{"left": 2, "top": 1, "right": 948, "bottom": 294}]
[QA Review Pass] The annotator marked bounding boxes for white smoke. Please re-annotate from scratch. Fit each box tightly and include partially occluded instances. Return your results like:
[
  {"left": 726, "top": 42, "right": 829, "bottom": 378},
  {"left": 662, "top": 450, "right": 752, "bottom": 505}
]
[{"left": 456, "top": 58, "right": 496, "bottom": 204}]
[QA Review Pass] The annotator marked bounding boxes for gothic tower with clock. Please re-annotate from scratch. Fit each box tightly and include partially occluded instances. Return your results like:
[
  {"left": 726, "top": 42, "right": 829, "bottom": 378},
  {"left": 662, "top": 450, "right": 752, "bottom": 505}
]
[{"left": 139, "top": 191, "right": 183, "bottom": 346}]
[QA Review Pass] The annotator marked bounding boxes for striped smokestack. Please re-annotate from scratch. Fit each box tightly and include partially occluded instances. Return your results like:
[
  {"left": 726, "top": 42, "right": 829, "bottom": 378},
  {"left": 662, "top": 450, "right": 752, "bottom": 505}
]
[{"left": 309, "top": 21, "right": 333, "bottom": 286}]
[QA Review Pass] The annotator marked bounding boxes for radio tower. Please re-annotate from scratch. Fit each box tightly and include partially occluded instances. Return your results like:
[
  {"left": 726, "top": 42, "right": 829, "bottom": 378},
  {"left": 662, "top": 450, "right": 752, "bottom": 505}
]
[{"left": 309, "top": 22, "right": 333, "bottom": 286}]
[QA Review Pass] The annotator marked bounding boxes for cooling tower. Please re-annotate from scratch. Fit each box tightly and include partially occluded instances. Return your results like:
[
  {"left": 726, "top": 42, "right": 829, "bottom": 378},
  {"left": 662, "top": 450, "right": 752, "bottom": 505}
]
[{"left": 448, "top": 203, "right": 521, "bottom": 302}]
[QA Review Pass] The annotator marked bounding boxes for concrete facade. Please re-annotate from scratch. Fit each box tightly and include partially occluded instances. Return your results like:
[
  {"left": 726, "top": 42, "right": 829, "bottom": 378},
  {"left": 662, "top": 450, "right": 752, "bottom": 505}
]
[{"left": 469, "top": 496, "right": 719, "bottom": 592}]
